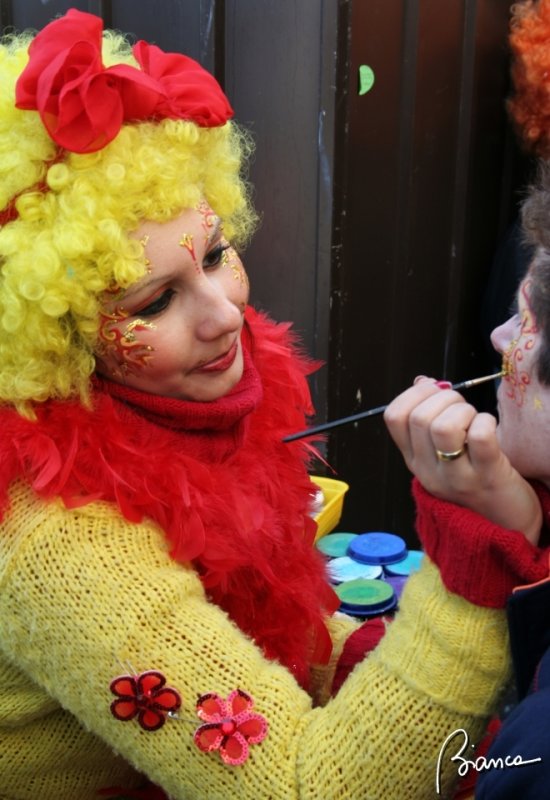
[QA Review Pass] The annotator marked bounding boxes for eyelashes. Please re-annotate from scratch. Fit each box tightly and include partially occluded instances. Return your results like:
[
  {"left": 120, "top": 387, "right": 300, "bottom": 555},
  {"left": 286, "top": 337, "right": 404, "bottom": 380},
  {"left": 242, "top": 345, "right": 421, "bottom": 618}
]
[
  {"left": 130, "top": 244, "right": 232, "bottom": 318},
  {"left": 203, "top": 242, "right": 231, "bottom": 268},
  {"left": 134, "top": 288, "right": 176, "bottom": 317}
]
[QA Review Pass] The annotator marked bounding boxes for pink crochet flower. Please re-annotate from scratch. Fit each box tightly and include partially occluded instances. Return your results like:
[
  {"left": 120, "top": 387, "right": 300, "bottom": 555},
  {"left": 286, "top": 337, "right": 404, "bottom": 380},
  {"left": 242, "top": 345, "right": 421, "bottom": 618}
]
[
  {"left": 194, "top": 689, "right": 268, "bottom": 765},
  {"left": 15, "top": 8, "right": 233, "bottom": 153},
  {"left": 110, "top": 670, "right": 182, "bottom": 732}
]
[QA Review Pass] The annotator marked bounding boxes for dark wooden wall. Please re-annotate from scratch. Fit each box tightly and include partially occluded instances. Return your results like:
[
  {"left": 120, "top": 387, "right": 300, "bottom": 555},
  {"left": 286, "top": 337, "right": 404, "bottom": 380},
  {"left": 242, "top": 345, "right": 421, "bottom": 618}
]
[
  {"left": 329, "top": 0, "right": 519, "bottom": 540},
  {"left": 1, "top": 1, "right": 521, "bottom": 543}
]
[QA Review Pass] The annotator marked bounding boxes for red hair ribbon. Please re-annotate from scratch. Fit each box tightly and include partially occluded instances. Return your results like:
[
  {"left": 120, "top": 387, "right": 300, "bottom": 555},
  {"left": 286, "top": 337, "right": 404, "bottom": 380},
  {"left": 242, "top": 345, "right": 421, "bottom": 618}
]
[{"left": 15, "top": 8, "right": 233, "bottom": 155}]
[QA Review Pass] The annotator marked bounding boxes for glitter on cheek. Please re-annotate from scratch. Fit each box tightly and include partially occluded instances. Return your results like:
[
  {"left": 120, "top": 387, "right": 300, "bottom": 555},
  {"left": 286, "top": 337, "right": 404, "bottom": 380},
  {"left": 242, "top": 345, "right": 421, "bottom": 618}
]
[
  {"left": 534, "top": 396, "right": 544, "bottom": 411},
  {"left": 122, "top": 318, "right": 156, "bottom": 344},
  {"left": 97, "top": 306, "right": 156, "bottom": 375},
  {"left": 501, "top": 335, "right": 518, "bottom": 381}
]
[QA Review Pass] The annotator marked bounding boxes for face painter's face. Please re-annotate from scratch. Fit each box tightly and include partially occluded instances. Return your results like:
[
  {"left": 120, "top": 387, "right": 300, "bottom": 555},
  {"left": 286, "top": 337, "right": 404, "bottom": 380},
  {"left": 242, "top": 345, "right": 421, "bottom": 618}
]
[
  {"left": 491, "top": 275, "right": 550, "bottom": 482},
  {"left": 94, "top": 205, "right": 249, "bottom": 402}
]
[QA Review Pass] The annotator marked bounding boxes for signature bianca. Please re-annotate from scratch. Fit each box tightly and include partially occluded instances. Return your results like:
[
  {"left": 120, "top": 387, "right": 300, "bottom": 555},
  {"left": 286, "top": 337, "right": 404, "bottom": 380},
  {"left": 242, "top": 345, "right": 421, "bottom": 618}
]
[{"left": 435, "top": 728, "right": 542, "bottom": 795}]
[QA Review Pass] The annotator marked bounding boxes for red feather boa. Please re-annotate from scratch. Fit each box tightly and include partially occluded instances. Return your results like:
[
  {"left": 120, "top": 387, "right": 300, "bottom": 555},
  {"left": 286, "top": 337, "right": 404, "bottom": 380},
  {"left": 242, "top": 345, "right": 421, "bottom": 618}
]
[{"left": 0, "top": 307, "right": 338, "bottom": 687}]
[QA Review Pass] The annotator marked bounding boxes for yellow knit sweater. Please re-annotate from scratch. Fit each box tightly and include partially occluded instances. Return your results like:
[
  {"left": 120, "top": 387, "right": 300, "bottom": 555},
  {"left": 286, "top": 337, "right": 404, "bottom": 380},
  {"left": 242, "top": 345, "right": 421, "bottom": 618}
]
[{"left": 0, "top": 482, "right": 510, "bottom": 799}]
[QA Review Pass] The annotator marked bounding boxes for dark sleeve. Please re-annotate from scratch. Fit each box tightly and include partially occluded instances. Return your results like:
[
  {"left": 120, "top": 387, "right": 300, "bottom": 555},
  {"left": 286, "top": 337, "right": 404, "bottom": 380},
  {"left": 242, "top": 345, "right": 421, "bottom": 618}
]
[{"left": 475, "top": 647, "right": 550, "bottom": 799}]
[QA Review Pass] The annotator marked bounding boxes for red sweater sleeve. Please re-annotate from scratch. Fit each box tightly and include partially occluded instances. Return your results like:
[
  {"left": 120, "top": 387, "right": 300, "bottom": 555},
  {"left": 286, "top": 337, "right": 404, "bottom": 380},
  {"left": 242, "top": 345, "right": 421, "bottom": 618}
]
[{"left": 412, "top": 478, "right": 550, "bottom": 608}]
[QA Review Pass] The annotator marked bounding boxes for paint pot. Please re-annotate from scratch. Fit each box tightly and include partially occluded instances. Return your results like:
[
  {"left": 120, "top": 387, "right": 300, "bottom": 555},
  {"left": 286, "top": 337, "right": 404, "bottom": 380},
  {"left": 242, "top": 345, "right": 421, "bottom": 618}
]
[
  {"left": 348, "top": 532, "right": 407, "bottom": 565},
  {"left": 335, "top": 578, "right": 397, "bottom": 616},
  {"left": 382, "top": 574, "right": 408, "bottom": 601},
  {"left": 316, "top": 532, "right": 358, "bottom": 558},
  {"left": 384, "top": 550, "right": 424, "bottom": 577},
  {"left": 327, "top": 556, "right": 383, "bottom": 584}
]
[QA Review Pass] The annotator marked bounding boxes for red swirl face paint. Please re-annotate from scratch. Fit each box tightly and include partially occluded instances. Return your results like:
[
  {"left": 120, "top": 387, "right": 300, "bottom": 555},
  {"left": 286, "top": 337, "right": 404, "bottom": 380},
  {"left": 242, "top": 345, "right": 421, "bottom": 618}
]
[
  {"left": 97, "top": 303, "right": 156, "bottom": 377},
  {"left": 502, "top": 279, "right": 539, "bottom": 408}
]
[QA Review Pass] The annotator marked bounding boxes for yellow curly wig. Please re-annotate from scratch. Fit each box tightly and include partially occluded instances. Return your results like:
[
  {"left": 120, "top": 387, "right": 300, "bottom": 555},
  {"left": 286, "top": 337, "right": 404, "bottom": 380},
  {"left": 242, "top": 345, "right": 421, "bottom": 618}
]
[{"left": 0, "top": 29, "right": 257, "bottom": 415}]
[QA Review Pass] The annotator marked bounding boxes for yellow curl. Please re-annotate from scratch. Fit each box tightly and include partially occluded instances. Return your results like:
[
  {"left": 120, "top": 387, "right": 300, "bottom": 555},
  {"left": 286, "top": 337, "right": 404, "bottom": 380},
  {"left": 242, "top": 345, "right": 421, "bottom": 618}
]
[{"left": 0, "top": 29, "right": 257, "bottom": 416}]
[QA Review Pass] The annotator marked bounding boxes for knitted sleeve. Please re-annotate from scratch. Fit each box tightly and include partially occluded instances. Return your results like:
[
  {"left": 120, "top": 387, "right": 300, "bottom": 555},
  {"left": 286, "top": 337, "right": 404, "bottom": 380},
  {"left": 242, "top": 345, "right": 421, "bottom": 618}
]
[
  {"left": 413, "top": 478, "right": 550, "bottom": 607},
  {"left": 0, "top": 484, "right": 511, "bottom": 800}
]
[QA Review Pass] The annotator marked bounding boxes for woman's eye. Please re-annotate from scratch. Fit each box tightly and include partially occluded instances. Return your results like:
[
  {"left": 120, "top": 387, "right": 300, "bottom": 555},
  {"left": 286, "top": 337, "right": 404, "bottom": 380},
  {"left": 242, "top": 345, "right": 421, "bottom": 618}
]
[
  {"left": 134, "top": 288, "right": 175, "bottom": 317},
  {"left": 203, "top": 242, "right": 231, "bottom": 269}
]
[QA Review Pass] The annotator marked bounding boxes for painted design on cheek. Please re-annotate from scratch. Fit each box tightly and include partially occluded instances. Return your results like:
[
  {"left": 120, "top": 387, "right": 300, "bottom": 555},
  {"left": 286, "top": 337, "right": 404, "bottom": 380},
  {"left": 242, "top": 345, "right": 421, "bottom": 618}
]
[
  {"left": 503, "top": 280, "right": 539, "bottom": 407},
  {"left": 534, "top": 396, "right": 544, "bottom": 411},
  {"left": 122, "top": 318, "right": 156, "bottom": 344},
  {"left": 98, "top": 305, "right": 156, "bottom": 376}
]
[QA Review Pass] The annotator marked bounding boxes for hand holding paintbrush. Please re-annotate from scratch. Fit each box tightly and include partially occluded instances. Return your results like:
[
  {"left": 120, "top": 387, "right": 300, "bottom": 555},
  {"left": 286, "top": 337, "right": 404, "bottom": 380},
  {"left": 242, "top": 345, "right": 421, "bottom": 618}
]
[
  {"left": 283, "top": 370, "right": 505, "bottom": 443},
  {"left": 382, "top": 369, "right": 542, "bottom": 545}
]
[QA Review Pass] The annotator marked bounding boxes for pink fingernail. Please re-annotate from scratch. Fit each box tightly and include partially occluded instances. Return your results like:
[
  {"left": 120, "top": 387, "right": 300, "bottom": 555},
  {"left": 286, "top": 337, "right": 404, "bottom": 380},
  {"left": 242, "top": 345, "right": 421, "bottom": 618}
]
[{"left": 435, "top": 380, "right": 452, "bottom": 389}]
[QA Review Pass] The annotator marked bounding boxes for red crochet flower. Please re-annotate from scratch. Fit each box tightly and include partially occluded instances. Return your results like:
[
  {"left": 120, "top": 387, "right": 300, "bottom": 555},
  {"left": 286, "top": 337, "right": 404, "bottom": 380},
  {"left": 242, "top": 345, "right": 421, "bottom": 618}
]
[
  {"left": 110, "top": 670, "right": 182, "bottom": 732},
  {"left": 15, "top": 8, "right": 233, "bottom": 154},
  {"left": 194, "top": 689, "right": 268, "bottom": 765}
]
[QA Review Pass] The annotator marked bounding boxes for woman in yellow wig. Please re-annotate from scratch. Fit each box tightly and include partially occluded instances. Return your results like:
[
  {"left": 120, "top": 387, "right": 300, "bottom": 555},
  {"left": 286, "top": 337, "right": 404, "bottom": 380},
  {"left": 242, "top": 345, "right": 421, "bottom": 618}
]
[{"left": 0, "top": 8, "right": 543, "bottom": 800}]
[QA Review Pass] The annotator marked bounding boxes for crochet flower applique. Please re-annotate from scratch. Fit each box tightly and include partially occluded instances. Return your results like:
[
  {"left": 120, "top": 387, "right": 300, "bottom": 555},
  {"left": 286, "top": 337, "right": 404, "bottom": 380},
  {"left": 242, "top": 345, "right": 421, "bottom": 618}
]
[
  {"left": 110, "top": 670, "right": 182, "bottom": 731},
  {"left": 194, "top": 689, "right": 268, "bottom": 765}
]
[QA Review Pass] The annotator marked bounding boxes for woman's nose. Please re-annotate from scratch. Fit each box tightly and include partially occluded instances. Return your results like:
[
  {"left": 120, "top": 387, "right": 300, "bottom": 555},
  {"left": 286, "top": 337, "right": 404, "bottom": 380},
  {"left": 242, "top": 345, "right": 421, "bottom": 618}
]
[
  {"left": 193, "top": 282, "right": 243, "bottom": 341},
  {"left": 490, "top": 316, "right": 517, "bottom": 354}
]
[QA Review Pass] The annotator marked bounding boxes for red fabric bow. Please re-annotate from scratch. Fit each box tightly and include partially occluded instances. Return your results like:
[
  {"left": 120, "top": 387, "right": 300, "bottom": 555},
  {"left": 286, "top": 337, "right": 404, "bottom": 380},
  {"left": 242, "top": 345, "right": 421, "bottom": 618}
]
[{"left": 15, "top": 8, "right": 233, "bottom": 154}]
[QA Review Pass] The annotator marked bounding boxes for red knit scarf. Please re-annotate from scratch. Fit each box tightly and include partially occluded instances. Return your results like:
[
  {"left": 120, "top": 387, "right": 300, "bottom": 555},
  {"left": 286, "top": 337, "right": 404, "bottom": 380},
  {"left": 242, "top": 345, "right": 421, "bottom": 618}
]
[{"left": 0, "top": 307, "right": 338, "bottom": 687}]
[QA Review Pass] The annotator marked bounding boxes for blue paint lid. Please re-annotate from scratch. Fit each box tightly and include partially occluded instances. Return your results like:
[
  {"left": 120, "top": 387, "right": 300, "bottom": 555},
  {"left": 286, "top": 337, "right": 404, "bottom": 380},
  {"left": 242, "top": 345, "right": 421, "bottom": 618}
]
[
  {"left": 339, "top": 595, "right": 398, "bottom": 617},
  {"left": 327, "top": 557, "right": 382, "bottom": 584},
  {"left": 384, "top": 550, "right": 424, "bottom": 577},
  {"left": 334, "top": 578, "right": 395, "bottom": 613},
  {"left": 348, "top": 532, "right": 407, "bottom": 565},
  {"left": 316, "top": 532, "right": 358, "bottom": 558}
]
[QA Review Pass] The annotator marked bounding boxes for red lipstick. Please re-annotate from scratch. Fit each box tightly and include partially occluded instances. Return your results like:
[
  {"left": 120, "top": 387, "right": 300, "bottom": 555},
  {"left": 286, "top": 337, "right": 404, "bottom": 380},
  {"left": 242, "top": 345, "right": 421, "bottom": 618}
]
[{"left": 194, "top": 342, "right": 238, "bottom": 373}]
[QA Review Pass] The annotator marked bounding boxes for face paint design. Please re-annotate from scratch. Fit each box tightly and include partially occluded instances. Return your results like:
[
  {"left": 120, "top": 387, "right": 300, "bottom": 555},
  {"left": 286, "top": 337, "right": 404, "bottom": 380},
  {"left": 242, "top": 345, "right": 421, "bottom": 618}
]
[
  {"left": 98, "top": 303, "right": 156, "bottom": 376},
  {"left": 223, "top": 245, "right": 248, "bottom": 288},
  {"left": 197, "top": 200, "right": 218, "bottom": 234},
  {"left": 140, "top": 235, "right": 152, "bottom": 273},
  {"left": 502, "top": 279, "right": 539, "bottom": 407},
  {"left": 179, "top": 232, "right": 196, "bottom": 261}
]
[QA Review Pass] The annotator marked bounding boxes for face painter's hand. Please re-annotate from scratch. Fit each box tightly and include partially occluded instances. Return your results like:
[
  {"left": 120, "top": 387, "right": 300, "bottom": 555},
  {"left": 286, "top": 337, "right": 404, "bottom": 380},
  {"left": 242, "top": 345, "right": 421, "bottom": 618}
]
[{"left": 383, "top": 377, "right": 542, "bottom": 545}]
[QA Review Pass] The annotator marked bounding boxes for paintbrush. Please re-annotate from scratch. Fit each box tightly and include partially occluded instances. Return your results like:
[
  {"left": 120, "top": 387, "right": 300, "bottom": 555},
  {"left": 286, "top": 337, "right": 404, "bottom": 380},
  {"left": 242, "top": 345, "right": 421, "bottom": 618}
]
[{"left": 282, "top": 370, "right": 506, "bottom": 443}]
